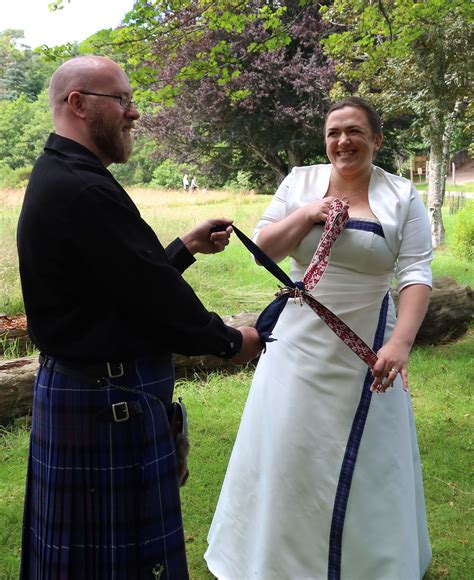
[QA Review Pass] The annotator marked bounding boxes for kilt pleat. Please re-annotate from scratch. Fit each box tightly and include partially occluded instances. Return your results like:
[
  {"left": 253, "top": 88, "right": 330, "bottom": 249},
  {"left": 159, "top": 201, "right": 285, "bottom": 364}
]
[{"left": 21, "top": 354, "right": 189, "bottom": 580}]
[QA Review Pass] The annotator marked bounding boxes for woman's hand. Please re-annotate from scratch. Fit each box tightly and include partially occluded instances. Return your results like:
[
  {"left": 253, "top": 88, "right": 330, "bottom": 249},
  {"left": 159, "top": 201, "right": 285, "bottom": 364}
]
[
  {"left": 370, "top": 336, "right": 411, "bottom": 393},
  {"left": 304, "top": 197, "right": 337, "bottom": 223},
  {"left": 370, "top": 284, "right": 431, "bottom": 394}
]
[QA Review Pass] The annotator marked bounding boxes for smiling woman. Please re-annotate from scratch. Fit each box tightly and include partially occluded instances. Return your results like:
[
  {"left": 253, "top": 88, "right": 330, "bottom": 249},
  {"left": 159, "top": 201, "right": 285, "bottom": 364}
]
[{"left": 205, "top": 96, "right": 434, "bottom": 579}]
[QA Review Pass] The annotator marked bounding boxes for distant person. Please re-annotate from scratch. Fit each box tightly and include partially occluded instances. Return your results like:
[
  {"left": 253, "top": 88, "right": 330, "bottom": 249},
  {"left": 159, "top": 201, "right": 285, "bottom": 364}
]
[
  {"left": 183, "top": 173, "right": 189, "bottom": 191},
  {"left": 190, "top": 176, "right": 198, "bottom": 193},
  {"left": 205, "top": 97, "right": 433, "bottom": 579},
  {"left": 17, "top": 55, "right": 262, "bottom": 580}
]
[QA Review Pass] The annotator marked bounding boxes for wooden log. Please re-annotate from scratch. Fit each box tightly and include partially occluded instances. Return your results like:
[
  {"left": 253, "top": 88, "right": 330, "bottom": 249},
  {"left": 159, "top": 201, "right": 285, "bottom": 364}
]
[
  {"left": 1, "top": 278, "right": 472, "bottom": 424},
  {"left": 391, "top": 277, "right": 474, "bottom": 344},
  {"left": 0, "top": 357, "right": 38, "bottom": 424}
]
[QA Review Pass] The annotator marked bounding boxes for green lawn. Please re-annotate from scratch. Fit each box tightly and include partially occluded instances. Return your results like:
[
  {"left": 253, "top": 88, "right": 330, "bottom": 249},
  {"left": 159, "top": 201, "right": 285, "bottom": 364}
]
[
  {"left": 0, "top": 188, "right": 473, "bottom": 578},
  {"left": 1, "top": 334, "right": 472, "bottom": 579}
]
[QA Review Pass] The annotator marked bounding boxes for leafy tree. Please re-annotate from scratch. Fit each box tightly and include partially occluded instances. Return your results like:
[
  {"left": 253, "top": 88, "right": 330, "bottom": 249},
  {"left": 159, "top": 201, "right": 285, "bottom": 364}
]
[
  {"left": 105, "top": 0, "right": 338, "bottom": 188},
  {"left": 321, "top": 0, "right": 473, "bottom": 247},
  {"left": 0, "top": 30, "right": 57, "bottom": 100},
  {"left": 109, "top": 134, "right": 159, "bottom": 185},
  {"left": 0, "top": 90, "right": 53, "bottom": 182}
]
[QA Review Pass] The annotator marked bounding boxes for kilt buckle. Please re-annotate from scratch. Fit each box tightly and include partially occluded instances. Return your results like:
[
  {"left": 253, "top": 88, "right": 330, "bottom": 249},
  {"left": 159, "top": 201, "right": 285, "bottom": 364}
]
[
  {"left": 107, "top": 362, "right": 124, "bottom": 378},
  {"left": 112, "top": 402, "right": 129, "bottom": 422}
]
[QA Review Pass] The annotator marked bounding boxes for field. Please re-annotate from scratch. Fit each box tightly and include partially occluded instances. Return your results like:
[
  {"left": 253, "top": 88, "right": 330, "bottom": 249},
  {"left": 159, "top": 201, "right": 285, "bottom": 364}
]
[{"left": 0, "top": 187, "right": 473, "bottom": 579}]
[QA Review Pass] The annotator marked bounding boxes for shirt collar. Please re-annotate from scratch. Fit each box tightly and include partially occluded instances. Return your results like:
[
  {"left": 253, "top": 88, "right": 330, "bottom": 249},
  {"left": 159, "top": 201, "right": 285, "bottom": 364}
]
[{"left": 44, "top": 133, "right": 106, "bottom": 170}]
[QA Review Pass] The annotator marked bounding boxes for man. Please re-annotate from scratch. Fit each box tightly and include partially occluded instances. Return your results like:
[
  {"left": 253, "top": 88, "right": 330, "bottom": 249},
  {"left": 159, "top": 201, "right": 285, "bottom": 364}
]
[{"left": 17, "top": 56, "right": 261, "bottom": 580}]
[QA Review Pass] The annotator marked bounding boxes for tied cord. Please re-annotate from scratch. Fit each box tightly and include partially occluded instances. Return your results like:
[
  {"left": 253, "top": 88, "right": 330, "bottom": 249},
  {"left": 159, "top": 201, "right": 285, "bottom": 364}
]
[{"left": 224, "top": 200, "right": 378, "bottom": 368}]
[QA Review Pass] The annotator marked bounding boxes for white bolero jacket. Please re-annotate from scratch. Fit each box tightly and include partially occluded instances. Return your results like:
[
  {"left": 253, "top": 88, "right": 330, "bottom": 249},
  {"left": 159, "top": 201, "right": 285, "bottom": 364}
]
[{"left": 253, "top": 164, "right": 433, "bottom": 292}]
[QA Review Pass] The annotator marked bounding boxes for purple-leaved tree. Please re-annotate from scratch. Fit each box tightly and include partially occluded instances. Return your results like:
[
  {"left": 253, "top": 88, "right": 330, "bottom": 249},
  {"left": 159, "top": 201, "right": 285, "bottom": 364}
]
[{"left": 136, "top": 1, "right": 337, "bottom": 187}]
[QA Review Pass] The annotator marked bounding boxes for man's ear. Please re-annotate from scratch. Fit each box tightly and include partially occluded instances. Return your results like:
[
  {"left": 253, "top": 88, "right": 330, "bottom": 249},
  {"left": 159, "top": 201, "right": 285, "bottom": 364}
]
[{"left": 65, "top": 92, "right": 87, "bottom": 119}]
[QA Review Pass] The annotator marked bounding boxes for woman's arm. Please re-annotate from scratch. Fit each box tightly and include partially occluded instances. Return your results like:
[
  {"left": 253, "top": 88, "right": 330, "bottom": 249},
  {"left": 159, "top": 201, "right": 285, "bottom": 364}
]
[
  {"left": 370, "top": 283, "right": 431, "bottom": 393},
  {"left": 371, "top": 184, "right": 433, "bottom": 393},
  {"left": 256, "top": 197, "right": 337, "bottom": 262}
]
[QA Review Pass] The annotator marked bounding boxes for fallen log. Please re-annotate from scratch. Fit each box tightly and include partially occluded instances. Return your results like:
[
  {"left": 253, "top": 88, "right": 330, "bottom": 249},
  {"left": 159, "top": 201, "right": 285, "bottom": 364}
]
[
  {"left": 393, "top": 277, "right": 473, "bottom": 344},
  {"left": 1, "top": 278, "right": 472, "bottom": 424}
]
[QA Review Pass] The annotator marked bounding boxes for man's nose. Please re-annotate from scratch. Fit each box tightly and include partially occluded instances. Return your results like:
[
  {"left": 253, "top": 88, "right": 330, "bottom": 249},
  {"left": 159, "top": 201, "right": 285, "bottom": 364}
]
[{"left": 126, "top": 104, "right": 140, "bottom": 120}]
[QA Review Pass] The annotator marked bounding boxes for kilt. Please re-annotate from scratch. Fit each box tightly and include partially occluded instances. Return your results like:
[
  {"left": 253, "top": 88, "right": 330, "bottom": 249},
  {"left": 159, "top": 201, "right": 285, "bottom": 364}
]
[{"left": 20, "top": 354, "right": 188, "bottom": 580}]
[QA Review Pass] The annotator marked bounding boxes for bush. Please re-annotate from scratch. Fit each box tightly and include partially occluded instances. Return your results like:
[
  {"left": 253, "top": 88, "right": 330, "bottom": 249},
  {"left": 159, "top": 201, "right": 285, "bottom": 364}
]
[
  {"left": 224, "top": 170, "right": 254, "bottom": 192},
  {"left": 451, "top": 206, "right": 474, "bottom": 261},
  {"left": 150, "top": 159, "right": 191, "bottom": 189},
  {"left": 0, "top": 164, "right": 32, "bottom": 188}
]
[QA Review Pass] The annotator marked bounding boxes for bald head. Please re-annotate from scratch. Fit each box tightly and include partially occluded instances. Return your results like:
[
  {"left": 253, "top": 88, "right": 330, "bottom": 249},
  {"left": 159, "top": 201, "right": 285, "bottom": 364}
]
[
  {"left": 47, "top": 56, "right": 139, "bottom": 166},
  {"left": 48, "top": 56, "right": 128, "bottom": 118}
]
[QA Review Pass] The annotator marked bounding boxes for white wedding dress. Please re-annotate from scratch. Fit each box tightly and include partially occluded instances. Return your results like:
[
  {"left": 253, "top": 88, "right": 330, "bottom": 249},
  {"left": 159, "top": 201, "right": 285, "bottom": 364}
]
[{"left": 205, "top": 166, "right": 432, "bottom": 580}]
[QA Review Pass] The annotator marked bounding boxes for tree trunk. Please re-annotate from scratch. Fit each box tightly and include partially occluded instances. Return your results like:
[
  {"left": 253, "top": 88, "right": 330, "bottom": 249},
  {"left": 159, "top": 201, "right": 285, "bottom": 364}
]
[
  {"left": 1, "top": 279, "right": 472, "bottom": 424},
  {"left": 286, "top": 147, "right": 305, "bottom": 173},
  {"left": 427, "top": 115, "right": 446, "bottom": 248},
  {"left": 246, "top": 142, "right": 287, "bottom": 186}
]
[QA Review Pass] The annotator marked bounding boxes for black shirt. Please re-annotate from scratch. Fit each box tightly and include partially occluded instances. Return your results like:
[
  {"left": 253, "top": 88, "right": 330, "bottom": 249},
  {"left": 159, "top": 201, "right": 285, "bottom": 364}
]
[{"left": 17, "top": 134, "right": 242, "bottom": 363}]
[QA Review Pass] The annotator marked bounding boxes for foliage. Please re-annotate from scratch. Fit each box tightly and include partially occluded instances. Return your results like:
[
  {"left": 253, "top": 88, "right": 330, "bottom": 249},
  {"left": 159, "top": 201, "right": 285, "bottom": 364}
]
[
  {"left": 150, "top": 159, "right": 191, "bottom": 190},
  {"left": 450, "top": 206, "right": 474, "bottom": 261},
  {"left": 109, "top": 133, "right": 159, "bottom": 186},
  {"left": 0, "top": 90, "right": 53, "bottom": 182},
  {"left": 0, "top": 166, "right": 33, "bottom": 189},
  {"left": 224, "top": 169, "right": 254, "bottom": 192},
  {"left": 108, "top": 0, "right": 337, "bottom": 186},
  {"left": 0, "top": 30, "right": 57, "bottom": 100},
  {"left": 321, "top": 0, "right": 473, "bottom": 246}
]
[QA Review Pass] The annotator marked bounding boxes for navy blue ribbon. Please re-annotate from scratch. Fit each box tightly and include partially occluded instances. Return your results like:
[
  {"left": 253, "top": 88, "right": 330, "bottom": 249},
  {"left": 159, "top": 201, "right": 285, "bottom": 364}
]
[{"left": 211, "top": 223, "right": 302, "bottom": 345}]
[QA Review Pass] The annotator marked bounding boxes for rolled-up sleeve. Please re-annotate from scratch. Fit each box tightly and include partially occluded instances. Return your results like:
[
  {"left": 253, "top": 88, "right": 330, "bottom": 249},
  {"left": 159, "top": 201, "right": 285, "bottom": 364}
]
[{"left": 396, "top": 187, "right": 433, "bottom": 292}]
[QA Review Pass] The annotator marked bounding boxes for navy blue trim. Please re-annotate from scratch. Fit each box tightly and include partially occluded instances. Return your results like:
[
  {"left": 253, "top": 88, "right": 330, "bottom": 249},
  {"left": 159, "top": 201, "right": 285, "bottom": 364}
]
[
  {"left": 346, "top": 219, "right": 384, "bottom": 237},
  {"left": 327, "top": 292, "right": 389, "bottom": 580}
]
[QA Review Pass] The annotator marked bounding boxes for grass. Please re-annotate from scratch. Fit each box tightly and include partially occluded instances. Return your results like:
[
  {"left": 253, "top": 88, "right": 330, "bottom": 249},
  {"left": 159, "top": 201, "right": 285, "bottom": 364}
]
[
  {"left": 415, "top": 181, "right": 474, "bottom": 193},
  {"left": 0, "top": 187, "right": 473, "bottom": 578},
  {"left": 410, "top": 335, "right": 473, "bottom": 579},
  {"left": 1, "top": 340, "right": 472, "bottom": 579},
  {"left": 1, "top": 187, "right": 472, "bottom": 315},
  {"left": 0, "top": 203, "right": 23, "bottom": 316}
]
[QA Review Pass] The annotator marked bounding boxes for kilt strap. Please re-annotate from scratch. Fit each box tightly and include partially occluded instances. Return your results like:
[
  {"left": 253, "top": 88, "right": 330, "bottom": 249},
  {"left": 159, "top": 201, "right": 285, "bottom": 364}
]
[
  {"left": 39, "top": 353, "right": 127, "bottom": 385},
  {"left": 96, "top": 400, "right": 144, "bottom": 423}
]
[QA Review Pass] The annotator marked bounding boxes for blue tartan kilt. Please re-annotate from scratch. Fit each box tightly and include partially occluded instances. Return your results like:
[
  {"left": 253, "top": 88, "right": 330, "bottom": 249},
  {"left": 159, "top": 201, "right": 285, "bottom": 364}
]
[{"left": 20, "top": 354, "right": 189, "bottom": 580}]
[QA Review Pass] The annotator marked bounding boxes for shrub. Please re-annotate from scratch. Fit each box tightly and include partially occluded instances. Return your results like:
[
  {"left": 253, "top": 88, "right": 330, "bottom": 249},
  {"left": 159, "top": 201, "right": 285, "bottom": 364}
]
[
  {"left": 0, "top": 164, "right": 32, "bottom": 188},
  {"left": 451, "top": 206, "right": 474, "bottom": 261},
  {"left": 224, "top": 170, "right": 254, "bottom": 192},
  {"left": 150, "top": 159, "right": 191, "bottom": 189}
]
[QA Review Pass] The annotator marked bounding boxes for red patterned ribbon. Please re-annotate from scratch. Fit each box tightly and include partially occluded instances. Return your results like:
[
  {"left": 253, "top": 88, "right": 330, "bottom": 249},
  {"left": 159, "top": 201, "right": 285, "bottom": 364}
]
[{"left": 290, "top": 199, "right": 378, "bottom": 368}]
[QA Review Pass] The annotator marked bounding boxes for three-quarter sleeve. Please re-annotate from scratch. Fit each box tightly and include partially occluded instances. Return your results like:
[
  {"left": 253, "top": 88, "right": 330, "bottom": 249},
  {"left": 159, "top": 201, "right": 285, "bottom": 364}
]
[
  {"left": 252, "top": 170, "right": 294, "bottom": 242},
  {"left": 395, "top": 186, "right": 433, "bottom": 292}
]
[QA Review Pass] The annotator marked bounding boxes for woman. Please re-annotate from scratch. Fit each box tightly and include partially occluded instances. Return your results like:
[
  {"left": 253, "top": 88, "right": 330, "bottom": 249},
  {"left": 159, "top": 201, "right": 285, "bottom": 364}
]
[{"left": 205, "top": 97, "right": 433, "bottom": 579}]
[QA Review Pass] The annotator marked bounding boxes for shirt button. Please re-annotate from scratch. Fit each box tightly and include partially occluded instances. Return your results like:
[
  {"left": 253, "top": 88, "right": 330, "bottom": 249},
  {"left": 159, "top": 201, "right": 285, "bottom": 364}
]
[{"left": 230, "top": 342, "right": 234, "bottom": 348}]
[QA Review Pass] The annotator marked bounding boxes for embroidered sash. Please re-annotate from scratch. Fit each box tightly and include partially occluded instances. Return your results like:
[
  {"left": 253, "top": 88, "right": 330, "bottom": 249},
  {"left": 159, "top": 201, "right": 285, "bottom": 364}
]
[{"left": 226, "top": 199, "right": 378, "bottom": 368}]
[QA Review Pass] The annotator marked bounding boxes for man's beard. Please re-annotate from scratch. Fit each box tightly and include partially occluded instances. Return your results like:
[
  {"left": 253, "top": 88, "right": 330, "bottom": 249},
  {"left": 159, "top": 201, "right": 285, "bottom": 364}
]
[{"left": 89, "top": 109, "right": 133, "bottom": 164}]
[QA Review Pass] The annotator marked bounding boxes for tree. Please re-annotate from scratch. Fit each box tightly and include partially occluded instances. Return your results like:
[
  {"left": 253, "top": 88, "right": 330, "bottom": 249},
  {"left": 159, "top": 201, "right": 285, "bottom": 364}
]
[
  {"left": 0, "top": 90, "right": 53, "bottom": 179},
  {"left": 321, "top": 0, "right": 473, "bottom": 247},
  {"left": 0, "top": 30, "right": 57, "bottom": 100},
  {"left": 105, "top": 0, "right": 338, "bottom": 188}
]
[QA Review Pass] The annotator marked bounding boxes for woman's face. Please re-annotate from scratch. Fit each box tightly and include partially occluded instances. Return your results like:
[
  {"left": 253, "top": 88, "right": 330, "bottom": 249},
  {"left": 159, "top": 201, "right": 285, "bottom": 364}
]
[{"left": 325, "top": 106, "right": 382, "bottom": 179}]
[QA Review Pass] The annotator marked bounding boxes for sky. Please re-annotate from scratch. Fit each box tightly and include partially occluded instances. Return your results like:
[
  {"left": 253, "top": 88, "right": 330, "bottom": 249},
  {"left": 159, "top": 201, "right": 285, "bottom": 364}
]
[{"left": 3, "top": 0, "right": 136, "bottom": 49}]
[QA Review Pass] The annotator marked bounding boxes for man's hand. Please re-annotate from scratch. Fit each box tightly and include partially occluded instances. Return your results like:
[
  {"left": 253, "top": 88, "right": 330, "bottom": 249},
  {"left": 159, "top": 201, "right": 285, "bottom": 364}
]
[
  {"left": 180, "top": 218, "right": 233, "bottom": 255},
  {"left": 231, "top": 326, "right": 263, "bottom": 365}
]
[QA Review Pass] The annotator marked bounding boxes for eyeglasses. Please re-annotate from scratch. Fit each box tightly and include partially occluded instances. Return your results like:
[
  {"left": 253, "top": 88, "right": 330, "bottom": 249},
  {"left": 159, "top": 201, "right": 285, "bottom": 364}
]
[{"left": 63, "top": 91, "right": 135, "bottom": 110}]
